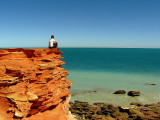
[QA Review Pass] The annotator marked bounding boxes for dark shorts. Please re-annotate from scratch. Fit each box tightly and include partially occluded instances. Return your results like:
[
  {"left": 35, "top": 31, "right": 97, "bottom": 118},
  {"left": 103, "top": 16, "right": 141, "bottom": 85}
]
[{"left": 49, "top": 43, "right": 57, "bottom": 49}]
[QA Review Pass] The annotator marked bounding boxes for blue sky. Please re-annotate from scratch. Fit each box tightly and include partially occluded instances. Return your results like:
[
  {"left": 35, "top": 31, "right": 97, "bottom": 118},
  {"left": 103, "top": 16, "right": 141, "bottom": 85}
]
[{"left": 0, "top": 0, "right": 160, "bottom": 48}]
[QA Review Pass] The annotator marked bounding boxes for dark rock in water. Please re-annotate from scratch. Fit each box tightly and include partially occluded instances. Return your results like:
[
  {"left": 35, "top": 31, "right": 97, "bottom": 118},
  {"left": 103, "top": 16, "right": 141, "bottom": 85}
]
[
  {"left": 114, "top": 90, "right": 126, "bottom": 94},
  {"left": 127, "top": 91, "right": 140, "bottom": 96},
  {"left": 146, "top": 83, "right": 156, "bottom": 85},
  {"left": 130, "top": 102, "right": 143, "bottom": 106},
  {"left": 71, "top": 93, "right": 79, "bottom": 96},
  {"left": 82, "top": 90, "right": 97, "bottom": 94},
  {"left": 149, "top": 83, "right": 156, "bottom": 85}
]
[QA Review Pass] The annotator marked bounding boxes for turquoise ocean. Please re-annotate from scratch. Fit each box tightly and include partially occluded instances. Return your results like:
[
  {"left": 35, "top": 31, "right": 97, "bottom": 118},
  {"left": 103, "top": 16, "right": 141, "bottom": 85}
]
[{"left": 60, "top": 48, "right": 160, "bottom": 105}]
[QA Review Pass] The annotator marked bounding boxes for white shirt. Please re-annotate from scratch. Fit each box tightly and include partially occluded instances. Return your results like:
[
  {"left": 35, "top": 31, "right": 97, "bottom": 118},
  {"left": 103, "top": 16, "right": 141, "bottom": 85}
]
[{"left": 49, "top": 38, "right": 56, "bottom": 47}]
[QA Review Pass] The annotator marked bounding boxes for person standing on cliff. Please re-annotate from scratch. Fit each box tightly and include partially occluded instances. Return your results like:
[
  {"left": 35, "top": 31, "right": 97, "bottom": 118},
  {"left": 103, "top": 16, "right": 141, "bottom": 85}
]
[{"left": 48, "top": 35, "right": 58, "bottom": 49}]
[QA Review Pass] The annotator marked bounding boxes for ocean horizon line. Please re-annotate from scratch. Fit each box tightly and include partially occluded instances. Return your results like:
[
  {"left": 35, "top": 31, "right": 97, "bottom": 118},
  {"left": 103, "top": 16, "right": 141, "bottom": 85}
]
[{"left": 0, "top": 47, "right": 160, "bottom": 49}]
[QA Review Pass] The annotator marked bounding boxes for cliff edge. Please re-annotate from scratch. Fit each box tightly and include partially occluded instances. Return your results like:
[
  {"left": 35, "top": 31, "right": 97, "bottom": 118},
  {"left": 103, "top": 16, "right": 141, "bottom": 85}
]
[{"left": 0, "top": 48, "right": 75, "bottom": 120}]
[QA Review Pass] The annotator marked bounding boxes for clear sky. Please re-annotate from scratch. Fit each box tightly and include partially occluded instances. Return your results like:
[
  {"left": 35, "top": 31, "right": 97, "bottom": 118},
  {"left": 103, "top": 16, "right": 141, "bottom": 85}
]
[{"left": 0, "top": 0, "right": 160, "bottom": 48}]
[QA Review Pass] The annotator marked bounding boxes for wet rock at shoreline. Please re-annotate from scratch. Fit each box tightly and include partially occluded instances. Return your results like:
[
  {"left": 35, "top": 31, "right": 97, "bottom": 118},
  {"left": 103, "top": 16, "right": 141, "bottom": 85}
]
[
  {"left": 70, "top": 101, "right": 160, "bottom": 120},
  {"left": 128, "top": 108, "right": 146, "bottom": 119},
  {"left": 110, "top": 111, "right": 129, "bottom": 119},
  {"left": 130, "top": 102, "right": 144, "bottom": 106},
  {"left": 127, "top": 91, "right": 140, "bottom": 96},
  {"left": 114, "top": 90, "right": 126, "bottom": 94},
  {"left": 74, "top": 101, "right": 90, "bottom": 107},
  {"left": 119, "top": 105, "right": 137, "bottom": 112}
]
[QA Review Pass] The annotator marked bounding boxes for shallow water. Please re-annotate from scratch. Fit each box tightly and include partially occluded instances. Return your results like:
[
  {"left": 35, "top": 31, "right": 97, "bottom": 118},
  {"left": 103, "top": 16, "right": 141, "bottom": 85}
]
[
  {"left": 68, "top": 70, "right": 160, "bottom": 105},
  {"left": 60, "top": 48, "right": 160, "bottom": 105}
]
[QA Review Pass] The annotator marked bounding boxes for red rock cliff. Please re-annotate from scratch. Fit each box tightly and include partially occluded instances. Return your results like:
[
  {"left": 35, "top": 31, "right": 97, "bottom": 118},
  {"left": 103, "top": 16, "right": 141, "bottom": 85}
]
[{"left": 0, "top": 48, "right": 75, "bottom": 120}]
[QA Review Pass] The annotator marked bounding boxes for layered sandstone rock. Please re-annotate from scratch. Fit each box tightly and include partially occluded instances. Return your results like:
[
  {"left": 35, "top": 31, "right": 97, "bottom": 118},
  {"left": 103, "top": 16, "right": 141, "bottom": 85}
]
[{"left": 0, "top": 48, "right": 75, "bottom": 120}]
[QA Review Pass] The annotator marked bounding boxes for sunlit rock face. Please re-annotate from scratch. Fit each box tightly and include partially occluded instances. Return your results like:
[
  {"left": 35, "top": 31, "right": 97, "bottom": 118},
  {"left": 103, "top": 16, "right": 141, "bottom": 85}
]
[{"left": 0, "top": 48, "right": 75, "bottom": 120}]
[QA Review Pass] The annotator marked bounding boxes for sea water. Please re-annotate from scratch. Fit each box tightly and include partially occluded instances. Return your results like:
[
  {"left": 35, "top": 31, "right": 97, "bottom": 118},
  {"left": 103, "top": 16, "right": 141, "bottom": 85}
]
[{"left": 60, "top": 48, "right": 160, "bottom": 105}]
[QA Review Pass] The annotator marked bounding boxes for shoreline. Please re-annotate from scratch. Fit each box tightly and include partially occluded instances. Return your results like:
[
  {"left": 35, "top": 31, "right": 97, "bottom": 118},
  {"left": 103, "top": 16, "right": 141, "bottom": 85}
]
[
  {"left": 70, "top": 100, "right": 160, "bottom": 120},
  {"left": 70, "top": 88, "right": 160, "bottom": 106}
]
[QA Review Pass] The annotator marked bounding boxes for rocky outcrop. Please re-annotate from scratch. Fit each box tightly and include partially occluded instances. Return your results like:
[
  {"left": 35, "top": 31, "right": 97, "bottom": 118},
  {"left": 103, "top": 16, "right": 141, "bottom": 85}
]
[
  {"left": 0, "top": 48, "right": 75, "bottom": 120},
  {"left": 70, "top": 101, "right": 160, "bottom": 120},
  {"left": 127, "top": 91, "right": 140, "bottom": 96},
  {"left": 113, "top": 90, "right": 126, "bottom": 94}
]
